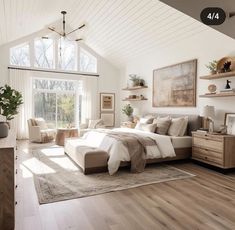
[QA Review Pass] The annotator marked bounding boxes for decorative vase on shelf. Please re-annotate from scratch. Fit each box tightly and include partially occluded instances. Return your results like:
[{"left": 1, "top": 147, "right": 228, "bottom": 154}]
[
  {"left": 127, "top": 116, "right": 133, "bottom": 122},
  {"left": 0, "top": 122, "right": 9, "bottom": 138}
]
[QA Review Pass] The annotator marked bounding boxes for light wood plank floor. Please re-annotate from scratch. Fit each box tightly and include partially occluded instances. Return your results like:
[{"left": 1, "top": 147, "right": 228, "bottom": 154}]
[{"left": 15, "top": 141, "right": 235, "bottom": 230}]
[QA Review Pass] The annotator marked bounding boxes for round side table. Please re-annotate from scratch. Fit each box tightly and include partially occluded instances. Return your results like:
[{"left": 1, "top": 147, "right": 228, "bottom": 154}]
[{"left": 55, "top": 128, "right": 79, "bottom": 146}]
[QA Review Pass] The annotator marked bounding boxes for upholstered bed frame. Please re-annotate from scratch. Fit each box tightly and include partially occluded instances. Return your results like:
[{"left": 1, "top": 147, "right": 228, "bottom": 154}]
[{"left": 65, "top": 114, "right": 202, "bottom": 174}]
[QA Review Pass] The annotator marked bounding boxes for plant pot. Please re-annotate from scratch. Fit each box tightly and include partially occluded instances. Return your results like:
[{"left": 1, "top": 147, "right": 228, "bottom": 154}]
[
  {"left": 0, "top": 122, "right": 9, "bottom": 138},
  {"left": 127, "top": 116, "right": 133, "bottom": 122}
]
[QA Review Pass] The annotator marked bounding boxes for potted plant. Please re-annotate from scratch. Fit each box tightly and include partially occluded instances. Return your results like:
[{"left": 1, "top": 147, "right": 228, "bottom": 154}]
[
  {"left": 206, "top": 60, "right": 218, "bottom": 74},
  {"left": 129, "top": 75, "right": 146, "bottom": 87},
  {"left": 0, "top": 85, "right": 23, "bottom": 137},
  {"left": 122, "top": 104, "right": 133, "bottom": 122}
]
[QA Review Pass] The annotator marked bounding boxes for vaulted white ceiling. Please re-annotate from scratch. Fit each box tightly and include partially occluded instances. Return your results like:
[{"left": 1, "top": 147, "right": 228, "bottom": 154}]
[{"left": 0, "top": 0, "right": 209, "bottom": 67}]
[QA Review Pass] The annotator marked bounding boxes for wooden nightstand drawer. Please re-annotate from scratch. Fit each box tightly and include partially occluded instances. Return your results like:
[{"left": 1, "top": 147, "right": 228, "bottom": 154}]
[
  {"left": 192, "top": 132, "right": 235, "bottom": 169},
  {"left": 193, "top": 136, "right": 223, "bottom": 153},
  {"left": 192, "top": 147, "right": 223, "bottom": 166}
]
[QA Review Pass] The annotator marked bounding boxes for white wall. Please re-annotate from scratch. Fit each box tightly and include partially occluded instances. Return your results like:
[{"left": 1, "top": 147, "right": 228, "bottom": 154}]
[
  {"left": 121, "top": 28, "right": 235, "bottom": 129},
  {"left": 0, "top": 29, "right": 121, "bottom": 126}
]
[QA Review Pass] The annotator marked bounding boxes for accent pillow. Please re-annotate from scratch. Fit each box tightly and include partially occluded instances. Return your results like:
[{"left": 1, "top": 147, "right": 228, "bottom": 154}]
[
  {"left": 35, "top": 118, "right": 48, "bottom": 130},
  {"left": 31, "top": 119, "right": 37, "bottom": 126},
  {"left": 135, "top": 123, "right": 157, "bottom": 133},
  {"left": 88, "top": 119, "right": 103, "bottom": 129},
  {"left": 139, "top": 117, "right": 154, "bottom": 124},
  {"left": 168, "top": 117, "right": 188, "bottom": 137},
  {"left": 179, "top": 116, "right": 189, "bottom": 136},
  {"left": 135, "top": 116, "right": 154, "bottom": 130},
  {"left": 153, "top": 116, "right": 171, "bottom": 135}
]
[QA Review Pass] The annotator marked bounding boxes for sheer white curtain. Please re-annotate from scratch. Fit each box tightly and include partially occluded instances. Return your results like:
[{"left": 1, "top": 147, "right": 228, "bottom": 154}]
[
  {"left": 9, "top": 69, "right": 32, "bottom": 139},
  {"left": 81, "top": 76, "right": 98, "bottom": 123}
]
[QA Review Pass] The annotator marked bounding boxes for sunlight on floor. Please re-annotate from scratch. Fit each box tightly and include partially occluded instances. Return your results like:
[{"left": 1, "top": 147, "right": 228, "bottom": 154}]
[
  {"left": 22, "top": 157, "right": 56, "bottom": 176},
  {"left": 20, "top": 164, "right": 33, "bottom": 178},
  {"left": 41, "top": 147, "right": 64, "bottom": 156},
  {"left": 50, "top": 157, "right": 78, "bottom": 171}
]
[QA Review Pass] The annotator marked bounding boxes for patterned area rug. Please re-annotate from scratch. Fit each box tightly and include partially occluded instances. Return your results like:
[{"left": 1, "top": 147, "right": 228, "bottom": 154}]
[{"left": 30, "top": 146, "right": 195, "bottom": 204}]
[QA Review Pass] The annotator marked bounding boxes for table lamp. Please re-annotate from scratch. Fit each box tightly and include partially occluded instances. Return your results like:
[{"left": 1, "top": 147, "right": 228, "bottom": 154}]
[{"left": 201, "top": 105, "right": 215, "bottom": 133}]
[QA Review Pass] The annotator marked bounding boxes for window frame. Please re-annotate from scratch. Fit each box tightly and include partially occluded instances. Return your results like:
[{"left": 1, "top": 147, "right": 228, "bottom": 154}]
[
  {"left": 10, "top": 42, "right": 31, "bottom": 67},
  {"left": 32, "top": 77, "right": 82, "bottom": 128},
  {"left": 79, "top": 47, "right": 98, "bottom": 73},
  {"left": 34, "top": 37, "right": 55, "bottom": 69}
]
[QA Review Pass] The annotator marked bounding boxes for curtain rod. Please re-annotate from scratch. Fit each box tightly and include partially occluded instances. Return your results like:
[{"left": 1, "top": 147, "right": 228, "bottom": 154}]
[{"left": 8, "top": 66, "right": 99, "bottom": 77}]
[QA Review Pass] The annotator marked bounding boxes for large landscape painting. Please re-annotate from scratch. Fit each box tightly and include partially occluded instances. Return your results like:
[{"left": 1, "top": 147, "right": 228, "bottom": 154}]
[{"left": 153, "top": 59, "right": 197, "bottom": 107}]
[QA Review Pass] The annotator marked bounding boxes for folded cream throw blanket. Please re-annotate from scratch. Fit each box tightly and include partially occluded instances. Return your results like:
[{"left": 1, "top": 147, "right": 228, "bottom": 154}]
[{"left": 99, "top": 131, "right": 157, "bottom": 173}]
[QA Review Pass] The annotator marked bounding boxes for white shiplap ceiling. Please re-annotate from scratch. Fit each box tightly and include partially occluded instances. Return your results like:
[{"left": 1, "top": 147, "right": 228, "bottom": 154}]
[{"left": 0, "top": 0, "right": 208, "bottom": 67}]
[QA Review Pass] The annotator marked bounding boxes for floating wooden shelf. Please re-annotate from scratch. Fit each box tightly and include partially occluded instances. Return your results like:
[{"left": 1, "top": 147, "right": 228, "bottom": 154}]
[
  {"left": 122, "top": 98, "right": 148, "bottom": 101},
  {"left": 199, "top": 92, "right": 235, "bottom": 98},
  {"left": 122, "top": 86, "right": 148, "bottom": 91},
  {"left": 200, "top": 71, "right": 235, "bottom": 80}
]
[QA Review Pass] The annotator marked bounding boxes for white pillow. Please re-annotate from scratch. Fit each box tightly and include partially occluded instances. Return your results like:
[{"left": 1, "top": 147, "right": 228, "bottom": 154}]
[
  {"left": 135, "top": 123, "right": 157, "bottom": 132},
  {"left": 139, "top": 117, "right": 154, "bottom": 124},
  {"left": 35, "top": 118, "right": 48, "bottom": 130},
  {"left": 168, "top": 117, "right": 188, "bottom": 137},
  {"left": 88, "top": 119, "right": 103, "bottom": 129}
]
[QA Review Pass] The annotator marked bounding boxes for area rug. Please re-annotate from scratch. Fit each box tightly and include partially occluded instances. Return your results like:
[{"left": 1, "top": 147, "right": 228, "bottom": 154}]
[{"left": 29, "top": 146, "right": 195, "bottom": 204}]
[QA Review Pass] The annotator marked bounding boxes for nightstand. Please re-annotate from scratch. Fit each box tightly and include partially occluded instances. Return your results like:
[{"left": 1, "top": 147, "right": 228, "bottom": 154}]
[
  {"left": 192, "top": 132, "right": 235, "bottom": 169},
  {"left": 121, "top": 122, "right": 136, "bottom": 129}
]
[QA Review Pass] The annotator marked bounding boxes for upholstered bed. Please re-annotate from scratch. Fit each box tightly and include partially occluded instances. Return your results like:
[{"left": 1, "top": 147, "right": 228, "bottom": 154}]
[{"left": 65, "top": 114, "right": 201, "bottom": 174}]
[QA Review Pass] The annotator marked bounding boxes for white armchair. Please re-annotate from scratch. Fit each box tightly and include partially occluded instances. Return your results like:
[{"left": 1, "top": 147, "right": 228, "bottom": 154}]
[
  {"left": 27, "top": 118, "right": 56, "bottom": 143},
  {"left": 79, "top": 119, "right": 106, "bottom": 136}
]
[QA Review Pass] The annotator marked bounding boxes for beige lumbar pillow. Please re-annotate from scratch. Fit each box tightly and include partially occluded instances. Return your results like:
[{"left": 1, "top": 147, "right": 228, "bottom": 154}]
[
  {"left": 168, "top": 117, "right": 188, "bottom": 137},
  {"left": 153, "top": 116, "right": 171, "bottom": 135}
]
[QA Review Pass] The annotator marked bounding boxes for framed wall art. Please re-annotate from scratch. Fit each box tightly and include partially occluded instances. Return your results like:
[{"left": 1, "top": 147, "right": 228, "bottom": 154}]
[
  {"left": 100, "top": 93, "right": 115, "bottom": 112},
  {"left": 100, "top": 113, "right": 115, "bottom": 127},
  {"left": 153, "top": 59, "right": 197, "bottom": 107},
  {"left": 224, "top": 113, "right": 235, "bottom": 135}
]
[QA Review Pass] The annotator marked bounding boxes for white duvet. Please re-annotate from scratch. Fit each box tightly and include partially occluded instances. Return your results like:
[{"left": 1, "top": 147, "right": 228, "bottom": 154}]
[{"left": 83, "top": 128, "right": 175, "bottom": 175}]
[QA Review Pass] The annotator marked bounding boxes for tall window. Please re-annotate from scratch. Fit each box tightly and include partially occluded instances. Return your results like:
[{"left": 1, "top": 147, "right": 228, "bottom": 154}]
[
  {"left": 34, "top": 38, "right": 54, "bottom": 68},
  {"left": 80, "top": 48, "right": 97, "bottom": 73},
  {"left": 33, "top": 78, "right": 82, "bottom": 128},
  {"left": 58, "top": 39, "right": 77, "bottom": 71},
  {"left": 10, "top": 43, "right": 30, "bottom": 66}
]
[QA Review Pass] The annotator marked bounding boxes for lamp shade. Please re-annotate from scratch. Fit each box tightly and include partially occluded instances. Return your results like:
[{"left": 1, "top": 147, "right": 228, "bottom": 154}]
[
  {"left": 201, "top": 105, "right": 215, "bottom": 119},
  {"left": 133, "top": 108, "right": 140, "bottom": 116}
]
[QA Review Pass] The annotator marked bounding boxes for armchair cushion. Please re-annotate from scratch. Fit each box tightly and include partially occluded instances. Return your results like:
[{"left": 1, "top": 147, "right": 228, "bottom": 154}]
[
  {"left": 88, "top": 119, "right": 103, "bottom": 129},
  {"left": 35, "top": 118, "right": 48, "bottom": 129}
]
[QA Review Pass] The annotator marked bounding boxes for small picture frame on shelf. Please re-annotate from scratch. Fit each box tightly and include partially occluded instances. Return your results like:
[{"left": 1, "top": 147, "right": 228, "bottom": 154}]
[{"left": 224, "top": 113, "right": 235, "bottom": 135}]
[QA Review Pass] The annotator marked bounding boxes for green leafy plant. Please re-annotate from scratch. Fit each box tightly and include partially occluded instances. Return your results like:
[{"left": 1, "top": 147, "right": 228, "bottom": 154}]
[
  {"left": 129, "top": 75, "right": 145, "bottom": 87},
  {"left": 206, "top": 60, "right": 218, "bottom": 73},
  {"left": 122, "top": 104, "right": 133, "bottom": 117},
  {"left": 0, "top": 85, "right": 23, "bottom": 121}
]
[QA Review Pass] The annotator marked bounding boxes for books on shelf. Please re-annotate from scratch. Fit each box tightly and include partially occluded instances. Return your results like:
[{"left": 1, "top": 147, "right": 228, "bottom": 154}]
[{"left": 196, "top": 130, "right": 208, "bottom": 135}]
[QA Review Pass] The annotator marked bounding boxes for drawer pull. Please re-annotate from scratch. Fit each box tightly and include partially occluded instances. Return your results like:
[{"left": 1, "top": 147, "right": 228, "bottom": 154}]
[
  {"left": 15, "top": 185, "right": 18, "bottom": 189},
  {"left": 15, "top": 201, "right": 17, "bottom": 205}
]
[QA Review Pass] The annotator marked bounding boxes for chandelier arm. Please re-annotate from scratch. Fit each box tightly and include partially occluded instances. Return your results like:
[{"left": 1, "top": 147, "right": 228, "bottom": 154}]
[
  {"left": 48, "top": 27, "right": 64, "bottom": 36},
  {"left": 66, "top": 24, "right": 86, "bottom": 36},
  {"left": 63, "top": 12, "right": 66, "bottom": 36}
]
